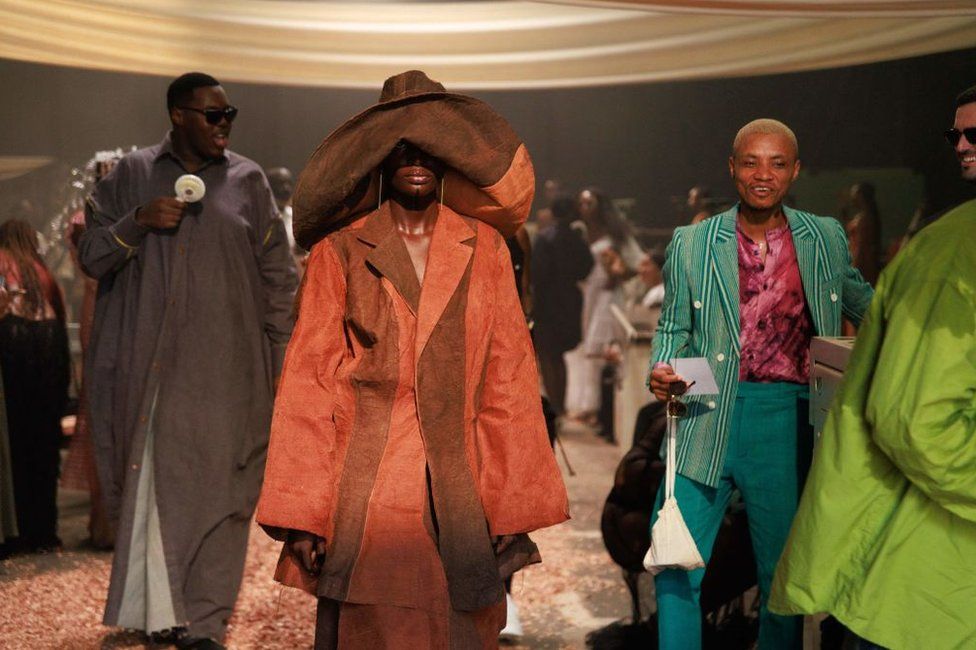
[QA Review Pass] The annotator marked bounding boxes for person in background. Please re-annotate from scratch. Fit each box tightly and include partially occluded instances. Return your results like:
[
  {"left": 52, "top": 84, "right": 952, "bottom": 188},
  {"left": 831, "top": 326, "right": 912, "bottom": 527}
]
[
  {"left": 61, "top": 150, "right": 124, "bottom": 550},
  {"left": 534, "top": 178, "right": 562, "bottom": 231},
  {"left": 687, "top": 185, "right": 713, "bottom": 225},
  {"left": 620, "top": 249, "right": 666, "bottom": 335},
  {"left": 80, "top": 72, "right": 298, "bottom": 649},
  {"left": 770, "top": 82, "right": 976, "bottom": 650},
  {"left": 624, "top": 249, "right": 665, "bottom": 310},
  {"left": 566, "top": 186, "right": 642, "bottom": 427},
  {"left": 266, "top": 167, "right": 295, "bottom": 248},
  {"left": 266, "top": 166, "right": 307, "bottom": 270},
  {"left": 0, "top": 369, "right": 16, "bottom": 556},
  {"left": 648, "top": 119, "right": 873, "bottom": 650},
  {"left": 507, "top": 226, "right": 533, "bottom": 316},
  {"left": 844, "top": 182, "right": 882, "bottom": 285},
  {"left": 0, "top": 219, "right": 70, "bottom": 554},
  {"left": 531, "top": 195, "right": 594, "bottom": 416}
]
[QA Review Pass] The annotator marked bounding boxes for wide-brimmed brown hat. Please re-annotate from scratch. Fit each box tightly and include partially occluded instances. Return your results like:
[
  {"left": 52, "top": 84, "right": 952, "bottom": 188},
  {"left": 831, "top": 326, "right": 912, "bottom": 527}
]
[{"left": 292, "top": 70, "right": 535, "bottom": 249}]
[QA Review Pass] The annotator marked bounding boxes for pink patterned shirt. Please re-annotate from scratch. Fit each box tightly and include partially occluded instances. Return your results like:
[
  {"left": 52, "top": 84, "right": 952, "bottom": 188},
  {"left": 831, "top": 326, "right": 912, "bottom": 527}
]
[{"left": 737, "top": 222, "right": 813, "bottom": 383}]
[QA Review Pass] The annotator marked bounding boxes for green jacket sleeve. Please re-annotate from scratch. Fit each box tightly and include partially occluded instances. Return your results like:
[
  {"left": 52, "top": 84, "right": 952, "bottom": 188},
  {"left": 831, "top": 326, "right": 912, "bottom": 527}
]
[{"left": 867, "top": 275, "right": 976, "bottom": 523}]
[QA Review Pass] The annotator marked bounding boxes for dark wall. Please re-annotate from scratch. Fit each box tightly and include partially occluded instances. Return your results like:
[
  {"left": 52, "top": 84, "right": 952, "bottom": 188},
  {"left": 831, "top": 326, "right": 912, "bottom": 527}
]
[{"left": 1, "top": 47, "right": 974, "bottom": 230}]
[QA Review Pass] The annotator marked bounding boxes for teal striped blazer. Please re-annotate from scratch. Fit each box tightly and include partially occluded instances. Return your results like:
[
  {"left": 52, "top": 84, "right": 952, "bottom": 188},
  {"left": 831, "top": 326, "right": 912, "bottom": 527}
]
[{"left": 650, "top": 205, "right": 874, "bottom": 487}]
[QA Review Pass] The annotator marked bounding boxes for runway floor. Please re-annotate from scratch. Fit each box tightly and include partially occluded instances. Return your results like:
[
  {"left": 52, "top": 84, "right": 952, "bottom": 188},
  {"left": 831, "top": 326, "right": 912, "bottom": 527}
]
[{"left": 0, "top": 421, "right": 649, "bottom": 649}]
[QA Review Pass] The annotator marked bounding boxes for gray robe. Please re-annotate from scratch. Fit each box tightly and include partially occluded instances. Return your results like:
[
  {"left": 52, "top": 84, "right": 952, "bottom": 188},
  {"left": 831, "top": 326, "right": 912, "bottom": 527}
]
[{"left": 80, "top": 133, "right": 297, "bottom": 635}]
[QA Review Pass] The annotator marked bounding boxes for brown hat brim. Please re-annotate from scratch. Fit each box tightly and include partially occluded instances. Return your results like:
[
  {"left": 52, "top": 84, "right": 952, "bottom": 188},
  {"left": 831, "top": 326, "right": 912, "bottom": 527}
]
[{"left": 293, "top": 90, "right": 534, "bottom": 249}]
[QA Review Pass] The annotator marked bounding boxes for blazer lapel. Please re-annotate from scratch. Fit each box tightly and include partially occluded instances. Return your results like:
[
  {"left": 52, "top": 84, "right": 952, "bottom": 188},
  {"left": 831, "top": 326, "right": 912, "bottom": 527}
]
[
  {"left": 358, "top": 205, "right": 422, "bottom": 314},
  {"left": 709, "top": 209, "right": 741, "bottom": 352},
  {"left": 785, "top": 207, "right": 827, "bottom": 335},
  {"left": 416, "top": 206, "right": 475, "bottom": 359}
]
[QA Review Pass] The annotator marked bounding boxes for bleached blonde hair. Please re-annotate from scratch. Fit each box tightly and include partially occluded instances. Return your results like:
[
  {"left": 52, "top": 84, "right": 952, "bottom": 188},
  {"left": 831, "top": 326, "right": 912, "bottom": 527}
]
[{"left": 732, "top": 119, "right": 798, "bottom": 157}]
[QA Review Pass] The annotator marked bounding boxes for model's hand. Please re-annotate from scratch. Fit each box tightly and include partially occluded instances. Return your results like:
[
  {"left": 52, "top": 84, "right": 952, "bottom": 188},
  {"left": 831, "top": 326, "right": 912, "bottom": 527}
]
[
  {"left": 135, "top": 197, "right": 186, "bottom": 229},
  {"left": 287, "top": 530, "right": 326, "bottom": 574},
  {"left": 649, "top": 363, "right": 683, "bottom": 402}
]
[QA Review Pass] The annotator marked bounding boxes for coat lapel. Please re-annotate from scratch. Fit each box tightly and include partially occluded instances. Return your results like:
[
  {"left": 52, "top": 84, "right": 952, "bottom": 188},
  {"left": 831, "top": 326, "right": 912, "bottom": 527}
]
[
  {"left": 709, "top": 209, "right": 741, "bottom": 351},
  {"left": 357, "top": 204, "right": 422, "bottom": 314},
  {"left": 785, "top": 207, "right": 826, "bottom": 335},
  {"left": 416, "top": 206, "right": 475, "bottom": 359}
]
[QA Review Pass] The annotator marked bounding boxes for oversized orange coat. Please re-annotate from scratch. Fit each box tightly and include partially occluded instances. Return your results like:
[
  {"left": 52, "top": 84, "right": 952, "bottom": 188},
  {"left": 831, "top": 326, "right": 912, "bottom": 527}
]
[{"left": 255, "top": 203, "right": 570, "bottom": 613}]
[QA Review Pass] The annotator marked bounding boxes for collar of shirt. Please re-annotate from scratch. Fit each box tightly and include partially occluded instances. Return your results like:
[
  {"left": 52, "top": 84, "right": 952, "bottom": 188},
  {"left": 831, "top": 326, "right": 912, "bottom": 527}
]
[
  {"left": 735, "top": 219, "right": 791, "bottom": 245},
  {"left": 153, "top": 131, "right": 229, "bottom": 172}
]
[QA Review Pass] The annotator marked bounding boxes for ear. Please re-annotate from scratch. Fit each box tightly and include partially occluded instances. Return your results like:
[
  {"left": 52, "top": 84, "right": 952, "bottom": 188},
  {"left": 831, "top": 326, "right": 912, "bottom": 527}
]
[
  {"left": 728, "top": 155, "right": 735, "bottom": 178},
  {"left": 170, "top": 106, "right": 183, "bottom": 127},
  {"left": 791, "top": 159, "right": 801, "bottom": 182}
]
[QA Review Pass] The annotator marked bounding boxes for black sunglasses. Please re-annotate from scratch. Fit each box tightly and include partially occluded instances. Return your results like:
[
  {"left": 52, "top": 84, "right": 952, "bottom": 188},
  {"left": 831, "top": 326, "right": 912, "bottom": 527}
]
[
  {"left": 179, "top": 105, "right": 239, "bottom": 125},
  {"left": 944, "top": 127, "right": 976, "bottom": 147},
  {"left": 666, "top": 379, "right": 696, "bottom": 418},
  {"left": 667, "top": 379, "right": 696, "bottom": 398}
]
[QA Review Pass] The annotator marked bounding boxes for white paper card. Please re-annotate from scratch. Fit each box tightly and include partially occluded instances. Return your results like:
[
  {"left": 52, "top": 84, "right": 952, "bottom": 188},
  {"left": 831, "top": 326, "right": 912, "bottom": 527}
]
[{"left": 670, "top": 357, "right": 720, "bottom": 395}]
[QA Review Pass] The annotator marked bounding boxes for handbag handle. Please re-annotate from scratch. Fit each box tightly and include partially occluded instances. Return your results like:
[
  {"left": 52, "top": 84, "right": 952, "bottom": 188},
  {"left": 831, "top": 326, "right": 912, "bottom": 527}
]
[{"left": 665, "top": 409, "right": 677, "bottom": 500}]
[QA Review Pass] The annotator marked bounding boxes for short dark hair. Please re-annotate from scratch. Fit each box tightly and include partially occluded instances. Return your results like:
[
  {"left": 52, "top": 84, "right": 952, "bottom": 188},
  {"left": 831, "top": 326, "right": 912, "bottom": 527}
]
[
  {"left": 957, "top": 84, "right": 976, "bottom": 107},
  {"left": 167, "top": 72, "right": 221, "bottom": 110},
  {"left": 549, "top": 194, "right": 577, "bottom": 222}
]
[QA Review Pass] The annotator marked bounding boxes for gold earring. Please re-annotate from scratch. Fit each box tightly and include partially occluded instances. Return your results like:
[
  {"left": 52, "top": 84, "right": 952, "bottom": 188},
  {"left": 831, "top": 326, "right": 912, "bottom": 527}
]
[
  {"left": 377, "top": 171, "right": 383, "bottom": 210},
  {"left": 439, "top": 176, "right": 445, "bottom": 208}
]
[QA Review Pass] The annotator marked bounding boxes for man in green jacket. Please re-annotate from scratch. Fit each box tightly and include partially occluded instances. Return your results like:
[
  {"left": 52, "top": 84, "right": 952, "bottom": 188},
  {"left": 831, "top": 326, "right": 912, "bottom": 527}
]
[
  {"left": 769, "top": 85, "right": 976, "bottom": 649},
  {"left": 648, "top": 119, "right": 873, "bottom": 650}
]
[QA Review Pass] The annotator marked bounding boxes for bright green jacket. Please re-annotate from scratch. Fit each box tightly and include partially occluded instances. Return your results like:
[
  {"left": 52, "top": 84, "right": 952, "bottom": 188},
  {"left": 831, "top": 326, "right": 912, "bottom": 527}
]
[
  {"left": 651, "top": 205, "right": 873, "bottom": 487},
  {"left": 770, "top": 199, "right": 976, "bottom": 649}
]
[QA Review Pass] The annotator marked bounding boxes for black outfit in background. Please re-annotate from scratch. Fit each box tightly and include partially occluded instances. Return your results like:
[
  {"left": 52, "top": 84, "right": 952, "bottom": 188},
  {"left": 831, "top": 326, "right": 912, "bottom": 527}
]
[
  {"left": 0, "top": 314, "right": 70, "bottom": 549},
  {"left": 530, "top": 223, "right": 593, "bottom": 414}
]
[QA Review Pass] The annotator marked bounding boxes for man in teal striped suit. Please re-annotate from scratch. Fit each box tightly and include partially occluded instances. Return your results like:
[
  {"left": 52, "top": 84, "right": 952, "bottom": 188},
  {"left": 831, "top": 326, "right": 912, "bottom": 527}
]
[{"left": 648, "top": 119, "right": 874, "bottom": 650}]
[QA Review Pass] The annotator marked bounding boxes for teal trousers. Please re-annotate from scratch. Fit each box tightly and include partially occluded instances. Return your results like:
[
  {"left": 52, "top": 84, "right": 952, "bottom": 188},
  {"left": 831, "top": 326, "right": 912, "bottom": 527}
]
[{"left": 652, "top": 381, "right": 811, "bottom": 650}]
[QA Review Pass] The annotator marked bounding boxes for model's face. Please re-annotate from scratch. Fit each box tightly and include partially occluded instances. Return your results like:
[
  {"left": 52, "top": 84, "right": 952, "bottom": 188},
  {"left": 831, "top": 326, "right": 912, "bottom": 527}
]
[
  {"left": 384, "top": 141, "right": 444, "bottom": 198},
  {"left": 171, "top": 85, "right": 233, "bottom": 160},
  {"left": 953, "top": 102, "right": 976, "bottom": 183},
  {"left": 578, "top": 190, "right": 598, "bottom": 220},
  {"left": 728, "top": 133, "right": 800, "bottom": 212}
]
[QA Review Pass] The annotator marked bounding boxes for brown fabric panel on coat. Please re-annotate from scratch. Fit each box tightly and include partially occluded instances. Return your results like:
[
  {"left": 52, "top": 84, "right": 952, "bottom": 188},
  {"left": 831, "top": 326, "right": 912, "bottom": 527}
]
[
  {"left": 417, "top": 223, "right": 505, "bottom": 613},
  {"left": 318, "top": 230, "right": 401, "bottom": 602},
  {"left": 359, "top": 206, "right": 421, "bottom": 313}
]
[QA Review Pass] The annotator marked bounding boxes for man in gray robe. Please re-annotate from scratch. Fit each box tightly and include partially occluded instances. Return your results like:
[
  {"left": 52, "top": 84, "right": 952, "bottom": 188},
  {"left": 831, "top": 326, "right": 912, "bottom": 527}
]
[{"left": 80, "top": 72, "right": 298, "bottom": 650}]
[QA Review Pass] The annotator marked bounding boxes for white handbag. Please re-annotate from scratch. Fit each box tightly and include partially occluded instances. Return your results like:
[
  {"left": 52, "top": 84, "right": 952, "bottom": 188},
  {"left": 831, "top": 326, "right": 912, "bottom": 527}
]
[{"left": 643, "top": 408, "right": 705, "bottom": 575}]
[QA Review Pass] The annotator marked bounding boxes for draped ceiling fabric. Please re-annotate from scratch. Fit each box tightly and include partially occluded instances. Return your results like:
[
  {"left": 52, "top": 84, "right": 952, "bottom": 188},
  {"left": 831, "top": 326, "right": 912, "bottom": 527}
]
[
  {"left": 559, "top": 1, "right": 976, "bottom": 17},
  {"left": 0, "top": 0, "right": 974, "bottom": 89}
]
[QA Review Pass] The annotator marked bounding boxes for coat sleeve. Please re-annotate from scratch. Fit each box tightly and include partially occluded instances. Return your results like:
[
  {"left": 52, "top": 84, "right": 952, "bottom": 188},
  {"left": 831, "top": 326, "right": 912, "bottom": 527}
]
[
  {"left": 830, "top": 218, "right": 874, "bottom": 325},
  {"left": 867, "top": 275, "right": 976, "bottom": 523},
  {"left": 250, "top": 171, "right": 299, "bottom": 378},
  {"left": 650, "top": 227, "right": 691, "bottom": 372},
  {"left": 476, "top": 238, "right": 570, "bottom": 536},
  {"left": 255, "top": 239, "right": 346, "bottom": 541},
  {"left": 78, "top": 158, "right": 151, "bottom": 280}
]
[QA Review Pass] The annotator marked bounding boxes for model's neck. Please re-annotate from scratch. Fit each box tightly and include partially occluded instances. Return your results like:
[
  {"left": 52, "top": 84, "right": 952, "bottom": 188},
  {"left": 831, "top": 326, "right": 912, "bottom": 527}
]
[
  {"left": 389, "top": 193, "right": 439, "bottom": 235},
  {"left": 170, "top": 131, "right": 207, "bottom": 174},
  {"left": 737, "top": 203, "right": 785, "bottom": 238}
]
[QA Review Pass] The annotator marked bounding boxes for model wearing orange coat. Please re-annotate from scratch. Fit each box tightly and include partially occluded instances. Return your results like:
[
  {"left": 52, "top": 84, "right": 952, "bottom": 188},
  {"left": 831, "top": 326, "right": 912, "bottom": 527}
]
[{"left": 256, "top": 198, "right": 569, "bottom": 646}]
